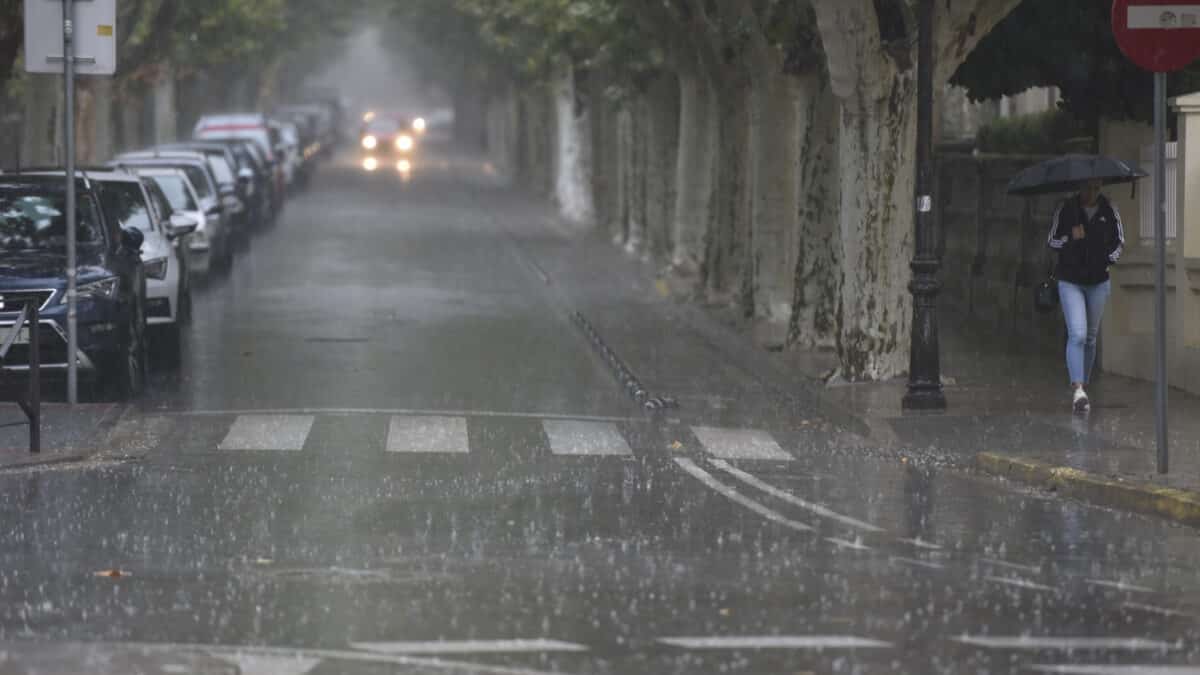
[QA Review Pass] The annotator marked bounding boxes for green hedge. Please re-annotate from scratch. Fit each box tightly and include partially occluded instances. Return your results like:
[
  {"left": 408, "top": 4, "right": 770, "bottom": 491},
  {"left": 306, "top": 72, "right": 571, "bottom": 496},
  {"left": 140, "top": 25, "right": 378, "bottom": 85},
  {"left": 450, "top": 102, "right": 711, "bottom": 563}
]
[{"left": 977, "top": 109, "right": 1092, "bottom": 154}]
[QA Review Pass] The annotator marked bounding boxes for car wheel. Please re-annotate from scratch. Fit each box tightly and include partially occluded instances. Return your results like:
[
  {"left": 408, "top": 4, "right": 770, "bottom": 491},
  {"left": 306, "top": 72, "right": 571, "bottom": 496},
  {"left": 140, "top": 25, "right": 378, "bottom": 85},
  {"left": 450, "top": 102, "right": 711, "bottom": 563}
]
[
  {"left": 159, "top": 320, "right": 183, "bottom": 371},
  {"left": 180, "top": 281, "right": 193, "bottom": 325}
]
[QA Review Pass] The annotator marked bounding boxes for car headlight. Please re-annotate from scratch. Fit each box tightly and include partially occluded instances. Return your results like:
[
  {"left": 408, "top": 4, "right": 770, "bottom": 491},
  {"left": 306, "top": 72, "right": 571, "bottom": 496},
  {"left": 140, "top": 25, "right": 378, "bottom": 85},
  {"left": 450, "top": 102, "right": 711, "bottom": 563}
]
[
  {"left": 396, "top": 135, "right": 414, "bottom": 152},
  {"left": 362, "top": 135, "right": 378, "bottom": 150},
  {"left": 145, "top": 258, "right": 168, "bottom": 280},
  {"left": 413, "top": 117, "right": 427, "bottom": 134},
  {"left": 66, "top": 277, "right": 120, "bottom": 303}
]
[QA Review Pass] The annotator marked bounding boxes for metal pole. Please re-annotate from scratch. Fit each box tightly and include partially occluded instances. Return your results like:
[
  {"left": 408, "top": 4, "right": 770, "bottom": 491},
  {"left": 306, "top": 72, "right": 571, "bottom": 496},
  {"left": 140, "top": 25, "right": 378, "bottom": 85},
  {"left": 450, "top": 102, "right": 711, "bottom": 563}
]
[
  {"left": 28, "top": 300, "right": 40, "bottom": 454},
  {"left": 1153, "top": 71, "right": 1168, "bottom": 474},
  {"left": 903, "top": 0, "right": 947, "bottom": 411},
  {"left": 63, "top": 0, "right": 78, "bottom": 405}
]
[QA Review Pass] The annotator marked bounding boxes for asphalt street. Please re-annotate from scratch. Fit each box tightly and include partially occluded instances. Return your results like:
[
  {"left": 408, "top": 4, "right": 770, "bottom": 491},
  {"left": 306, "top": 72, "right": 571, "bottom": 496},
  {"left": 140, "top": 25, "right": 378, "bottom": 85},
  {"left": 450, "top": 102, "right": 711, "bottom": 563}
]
[{"left": 0, "top": 145, "right": 1197, "bottom": 675}]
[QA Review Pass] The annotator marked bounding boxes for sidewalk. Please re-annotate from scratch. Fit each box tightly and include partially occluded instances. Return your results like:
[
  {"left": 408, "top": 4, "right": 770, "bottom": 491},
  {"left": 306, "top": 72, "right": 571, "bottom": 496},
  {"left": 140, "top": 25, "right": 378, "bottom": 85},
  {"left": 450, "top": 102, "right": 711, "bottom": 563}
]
[
  {"left": 523, "top": 214, "right": 1200, "bottom": 528},
  {"left": 0, "top": 402, "right": 125, "bottom": 470}
]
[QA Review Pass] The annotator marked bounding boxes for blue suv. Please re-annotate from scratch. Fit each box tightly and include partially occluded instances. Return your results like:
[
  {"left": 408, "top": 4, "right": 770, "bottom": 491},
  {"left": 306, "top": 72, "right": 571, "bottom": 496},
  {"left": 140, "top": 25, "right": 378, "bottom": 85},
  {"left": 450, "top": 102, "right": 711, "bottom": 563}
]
[{"left": 0, "top": 172, "right": 148, "bottom": 399}]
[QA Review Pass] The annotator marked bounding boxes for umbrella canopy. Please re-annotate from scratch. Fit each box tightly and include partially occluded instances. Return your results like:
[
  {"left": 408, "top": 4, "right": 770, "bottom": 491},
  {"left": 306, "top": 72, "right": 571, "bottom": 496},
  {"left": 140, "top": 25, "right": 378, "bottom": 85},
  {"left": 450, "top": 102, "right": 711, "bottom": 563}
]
[{"left": 1006, "top": 154, "right": 1147, "bottom": 197}]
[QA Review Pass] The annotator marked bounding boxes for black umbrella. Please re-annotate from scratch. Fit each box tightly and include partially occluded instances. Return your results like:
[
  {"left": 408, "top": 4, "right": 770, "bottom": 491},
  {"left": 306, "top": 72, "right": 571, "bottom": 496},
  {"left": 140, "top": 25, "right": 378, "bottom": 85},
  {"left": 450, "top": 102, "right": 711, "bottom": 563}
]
[{"left": 1006, "top": 154, "right": 1147, "bottom": 197}]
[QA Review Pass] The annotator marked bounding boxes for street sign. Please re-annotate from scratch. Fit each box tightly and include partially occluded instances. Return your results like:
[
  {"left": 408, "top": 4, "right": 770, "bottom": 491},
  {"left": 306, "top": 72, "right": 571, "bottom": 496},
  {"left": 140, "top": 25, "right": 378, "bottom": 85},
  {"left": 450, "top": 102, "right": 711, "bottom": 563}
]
[
  {"left": 1112, "top": 0, "right": 1200, "bottom": 72},
  {"left": 1112, "top": 1, "right": 1200, "bottom": 474},
  {"left": 24, "top": 0, "right": 116, "bottom": 76}
]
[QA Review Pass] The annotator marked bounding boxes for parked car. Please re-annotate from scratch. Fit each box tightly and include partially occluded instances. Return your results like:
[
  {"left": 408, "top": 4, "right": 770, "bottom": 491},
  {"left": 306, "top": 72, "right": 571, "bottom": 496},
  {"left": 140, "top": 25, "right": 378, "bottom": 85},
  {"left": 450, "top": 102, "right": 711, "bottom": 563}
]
[
  {"left": 133, "top": 167, "right": 225, "bottom": 276},
  {"left": 156, "top": 141, "right": 250, "bottom": 234},
  {"left": 0, "top": 171, "right": 148, "bottom": 398},
  {"left": 109, "top": 150, "right": 234, "bottom": 252},
  {"left": 85, "top": 169, "right": 195, "bottom": 367},
  {"left": 193, "top": 114, "right": 285, "bottom": 215},
  {"left": 205, "top": 138, "right": 274, "bottom": 227}
]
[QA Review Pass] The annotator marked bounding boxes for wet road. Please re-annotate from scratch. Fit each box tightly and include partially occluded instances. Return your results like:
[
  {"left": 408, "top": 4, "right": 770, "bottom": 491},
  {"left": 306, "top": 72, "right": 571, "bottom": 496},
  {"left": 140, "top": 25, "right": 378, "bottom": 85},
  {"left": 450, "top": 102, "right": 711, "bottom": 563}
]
[{"left": 0, "top": 146, "right": 1198, "bottom": 675}]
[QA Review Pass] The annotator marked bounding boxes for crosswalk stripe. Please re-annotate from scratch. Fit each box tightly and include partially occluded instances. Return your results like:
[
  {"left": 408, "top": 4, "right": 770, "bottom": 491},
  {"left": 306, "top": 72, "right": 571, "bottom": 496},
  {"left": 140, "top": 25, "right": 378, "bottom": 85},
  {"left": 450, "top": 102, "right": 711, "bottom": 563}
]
[
  {"left": 954, "top": 636, "right": 1176, "bottom": 651},
  {"left": 218, "top": 415, "right": 315, "bottom": 451},
  {"left": 351, "top": 639, "right": 587, "bottom": 654},
  {"left": 691, "top": 427, "right": 792, "bottom": 461},
  {"left": 386, "top": 416, "right": 470, "bottom": 454},
  {"left": 1032, "top": 666, "right": 1200, "bottom": 674},
  {"left": 542, "top": 420, "right": 632, "bottom": 456},
  {"left": 657, "top": 636, "right": 892, "bottom": 650}
]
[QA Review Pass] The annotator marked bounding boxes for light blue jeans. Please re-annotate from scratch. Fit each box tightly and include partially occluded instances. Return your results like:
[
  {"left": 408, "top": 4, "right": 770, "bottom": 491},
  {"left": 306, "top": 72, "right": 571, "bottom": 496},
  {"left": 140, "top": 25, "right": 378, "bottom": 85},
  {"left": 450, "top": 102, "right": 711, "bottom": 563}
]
[{"left": 1058, "top": 280, "right": 1111, "bottom": 385}]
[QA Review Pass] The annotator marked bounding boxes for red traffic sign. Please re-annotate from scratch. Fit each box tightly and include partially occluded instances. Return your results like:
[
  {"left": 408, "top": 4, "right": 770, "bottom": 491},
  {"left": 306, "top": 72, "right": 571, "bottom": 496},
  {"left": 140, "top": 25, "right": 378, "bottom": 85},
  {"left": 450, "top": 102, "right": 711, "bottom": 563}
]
[{"left": 1113, "top": 0, "right": 1200, "bottom": 72}]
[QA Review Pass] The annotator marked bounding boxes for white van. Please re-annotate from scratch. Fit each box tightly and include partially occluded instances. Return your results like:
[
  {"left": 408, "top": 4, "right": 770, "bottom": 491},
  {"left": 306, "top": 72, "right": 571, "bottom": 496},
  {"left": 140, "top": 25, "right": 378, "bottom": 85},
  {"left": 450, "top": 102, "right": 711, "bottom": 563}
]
[{"left": 193, "top": 114, "right": 279, "bottom": 165}]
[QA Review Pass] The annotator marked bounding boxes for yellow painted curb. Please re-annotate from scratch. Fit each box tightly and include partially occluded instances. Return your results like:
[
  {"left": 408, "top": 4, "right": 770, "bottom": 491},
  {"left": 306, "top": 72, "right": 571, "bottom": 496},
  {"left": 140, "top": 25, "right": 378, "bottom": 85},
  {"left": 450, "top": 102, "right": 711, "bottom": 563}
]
[{"left": 977, "top": 452, "right": 1200, "bottom": 528}]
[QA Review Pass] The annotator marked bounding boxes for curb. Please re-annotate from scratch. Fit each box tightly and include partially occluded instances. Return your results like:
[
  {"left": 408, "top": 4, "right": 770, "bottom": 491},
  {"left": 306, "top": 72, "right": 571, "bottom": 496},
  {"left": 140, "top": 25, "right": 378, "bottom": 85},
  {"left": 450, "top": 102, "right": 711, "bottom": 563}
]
[
  {"left": 0, "top": 451, "right": 94, "bottom": 471},
  {"left": 977, "top": 452, "right": 1200, "bottom": 528}
]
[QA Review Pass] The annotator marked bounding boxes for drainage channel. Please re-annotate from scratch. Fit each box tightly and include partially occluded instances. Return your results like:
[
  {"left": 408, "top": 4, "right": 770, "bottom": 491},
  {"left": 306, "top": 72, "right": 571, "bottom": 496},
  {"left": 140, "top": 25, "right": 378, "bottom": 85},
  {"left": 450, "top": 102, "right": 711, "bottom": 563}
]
[
  {"left": 570, "top": 311, "right": 678, "bottom": 412},
  {"left": 497, "top": 221, "right": 678, "bottom": 414}
]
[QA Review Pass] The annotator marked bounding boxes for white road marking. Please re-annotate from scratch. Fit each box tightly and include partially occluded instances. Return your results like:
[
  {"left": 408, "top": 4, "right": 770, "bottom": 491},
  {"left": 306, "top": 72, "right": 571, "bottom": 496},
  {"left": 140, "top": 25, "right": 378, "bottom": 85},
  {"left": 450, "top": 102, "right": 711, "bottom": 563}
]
[
  {"left": 954, "top": 636, "right": 1176, "bottom": 651},
  {"left": 1087, "top": 579, "right": 1155, "bottom": 593},
  {"left": 658, "top": 636, "right": 892, "bottom": 650},
  {"left": 218, "top": 415, "right": 314, "bottom": 451},
  {"left": 890, "top": 556, "right": 946, "bottom": 571},
  {"left": 1033, "top": 666, "right": 1200, "bottom": 674},
  {"left": 351, "top": 639, "right": 587, "bottom": 654},
  {"left": 979, "top": 558, "right": 1042, "bottom": 574},
  {"left": 386, "top": 416, "right": 469, "bottom": 454},
  {"left": 827, "top": 537, "right": 872, "bottom": 551},
  {"left": 691, "top": 427, "right": 793, "bottom": 461},
  {"left": 710, "top": 459, "right": 882, "bottom": 532},
  {"left": 985, "top": 576, "right": 1057, "bottom": 593},
  {"left": 673, "top": 458, "right": 813, "bottom": 532},
  {"left": 168, "top": 407, "right": 638, "bottom": 423},
  {"left": 898, "top": 537, "right": 943, "bottom": 550},
  {"left": 1122, "top": 602, "right": 1192, "bottom": 618},
  {"left": 542, "top": 420, "right": 632, "bottom": 456},
  {"left": 215, "top": 654, "right": 320, "bottom": 675},
  {"left": 7, "top": 642, "right": 572, "bottom": 675}
]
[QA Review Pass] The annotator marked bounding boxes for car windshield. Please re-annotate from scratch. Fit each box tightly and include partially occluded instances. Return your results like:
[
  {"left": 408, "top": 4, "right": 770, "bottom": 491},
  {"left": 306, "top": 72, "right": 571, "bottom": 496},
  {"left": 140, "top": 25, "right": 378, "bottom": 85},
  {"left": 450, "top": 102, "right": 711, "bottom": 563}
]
[
  {"left": 98, "top": 182, "right": 156, "bottom": 234},
  {"left": 150, "top": 174, "right": 197, "bottom": 212},
  {"left": 178, "top": 166, "right": 213, "bottom": 200},
  {"left": 0, "top": 189, "right": 105, "bottom": 251},
  {"left": 365, "top": 118, "right": 402, "bottom": 135},
  {"left": 206, "top": 156, "right": 235, "bottom": 185}
]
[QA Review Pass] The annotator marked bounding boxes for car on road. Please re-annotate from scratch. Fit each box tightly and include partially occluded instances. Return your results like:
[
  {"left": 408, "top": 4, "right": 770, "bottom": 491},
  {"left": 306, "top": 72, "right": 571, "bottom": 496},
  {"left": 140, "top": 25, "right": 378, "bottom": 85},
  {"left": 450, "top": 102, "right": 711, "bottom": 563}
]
[
  {"left": 88, "top": 170, "right": 196, "bottom": 367},
  {"left": 193, "top": 114, "right": 286, "bottom": 215},
  {"left": 110, "top": 151, "right": 232, "bottom": 268},
  {"left": 155, "top": 141, "right": 251, "bottom": 236},
  {"left": 0, "top": 171, "right": 148, "bottom": 398},
  {"left": 359, "top": 115, "right": 416, "bottom": 156},
  {"left": 133, "top": 167, "right": 223, "bottom": 277}
]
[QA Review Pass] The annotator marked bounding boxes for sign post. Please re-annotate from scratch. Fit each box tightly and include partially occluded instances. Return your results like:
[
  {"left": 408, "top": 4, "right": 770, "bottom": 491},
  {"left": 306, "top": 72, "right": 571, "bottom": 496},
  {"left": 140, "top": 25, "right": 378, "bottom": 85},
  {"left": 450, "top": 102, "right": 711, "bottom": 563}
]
[
  {"left": 24, "top": 0, "right": 115, "bottom": 404},
  {"left": 1112, "top": 0, "right": 1200, "bottom": 474}
]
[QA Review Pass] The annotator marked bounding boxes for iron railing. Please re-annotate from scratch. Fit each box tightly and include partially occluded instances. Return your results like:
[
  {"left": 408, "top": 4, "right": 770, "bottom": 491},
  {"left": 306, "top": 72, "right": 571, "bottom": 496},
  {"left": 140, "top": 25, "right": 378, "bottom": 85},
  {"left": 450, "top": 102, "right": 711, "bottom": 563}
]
[{"left": 0, "top": 293, "right": 42, "bottom": 454}]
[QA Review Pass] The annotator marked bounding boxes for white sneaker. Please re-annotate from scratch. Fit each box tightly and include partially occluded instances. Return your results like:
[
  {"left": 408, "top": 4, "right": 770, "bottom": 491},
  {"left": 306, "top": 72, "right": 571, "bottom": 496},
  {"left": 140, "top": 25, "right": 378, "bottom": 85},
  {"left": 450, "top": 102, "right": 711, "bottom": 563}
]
[{"left": 1073, "top": 387, "right": 1090, "bottom": 414}]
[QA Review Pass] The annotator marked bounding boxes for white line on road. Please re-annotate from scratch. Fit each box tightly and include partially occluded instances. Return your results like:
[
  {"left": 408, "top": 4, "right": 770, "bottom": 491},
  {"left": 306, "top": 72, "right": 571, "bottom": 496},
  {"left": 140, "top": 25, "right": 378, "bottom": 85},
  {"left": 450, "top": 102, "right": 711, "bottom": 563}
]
[
  {"left": 954, "top": 636, "right": 1177, "bottom": 651},
  {"left": 166, "top": 407, "right": 639, "bottom": 424},
  {"left": 1033, "top": 666, "right": 1200, "bottom": 674},
  {"left": 710, "top": 459, "right": 883, "bottom": 532},
  {"left": 218, "top": 415, "right": 315, "bottom": 451},
  {"left": 215, "top": 654, "right": 321, "bottom": 675},
  {"left": 1122, "top": 602, "right": 1193, "bottom": 618},
  {"left": 673, "top": 458, "right": 813, "bottom": 532},
  {"left": 657, "top": 636, "right": 892, "bottom": 650},
  {"left": 542, "top": 420, "right": 632, "bottom": 456},
  {"left": 985, "top": 576, "right": 1058, "bottom": 593},
  {"left": 691, "top": 427, "right": 793, "bottom": 461},
  {"left": 386, "top": 416, "right": 469, "bottom": 454},
  {"left": 979, "top": 558, "right": 1042, "bottom": 575},
  {"left": 827, "top": 537, "right": 872, "bottom": 551},
  {"left": 897, "top": 537, "right": 943, "bottom": 550},
  {"left": 351, "top": 639, "right": 588, "bottom": 655},
  {"left": 1087, "top": 579, "right": 1155, "bottom": 593}
]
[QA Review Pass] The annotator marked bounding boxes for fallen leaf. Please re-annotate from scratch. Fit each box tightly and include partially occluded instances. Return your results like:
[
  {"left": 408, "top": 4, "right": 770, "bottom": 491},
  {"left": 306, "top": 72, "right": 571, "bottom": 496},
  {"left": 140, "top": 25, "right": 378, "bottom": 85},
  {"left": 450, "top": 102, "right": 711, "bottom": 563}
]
[
  {"left": 670, "top": 441, "right": 683, "bottom": 450},
  {"left": 94, "top": 569, "right": 129, "bottom": 578},
  {"left": 254, "top": 558, "right": 274, "bottom": 566},
  {"left": 718, "top": 608, "right": 731, "bottom": 617}
]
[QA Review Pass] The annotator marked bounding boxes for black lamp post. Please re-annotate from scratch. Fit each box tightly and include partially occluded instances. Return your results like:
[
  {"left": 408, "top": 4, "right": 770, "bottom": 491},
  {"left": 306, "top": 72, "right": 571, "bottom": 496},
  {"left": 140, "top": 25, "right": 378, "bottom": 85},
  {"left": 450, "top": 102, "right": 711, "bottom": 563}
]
[{"left": 903, "top": 0, "right": 947, "bottom": 411}]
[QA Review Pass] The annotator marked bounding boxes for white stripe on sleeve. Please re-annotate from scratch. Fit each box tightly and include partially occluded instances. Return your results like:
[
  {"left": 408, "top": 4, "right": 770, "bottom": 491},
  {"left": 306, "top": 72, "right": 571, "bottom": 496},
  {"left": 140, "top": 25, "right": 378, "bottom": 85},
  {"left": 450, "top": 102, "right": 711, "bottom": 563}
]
[
  {"left": 1109, "top": 202, "right": 1126, "bottom": 262},
  {"left": 1048, "top": 203, "right": 1068, "bottom": 249}
]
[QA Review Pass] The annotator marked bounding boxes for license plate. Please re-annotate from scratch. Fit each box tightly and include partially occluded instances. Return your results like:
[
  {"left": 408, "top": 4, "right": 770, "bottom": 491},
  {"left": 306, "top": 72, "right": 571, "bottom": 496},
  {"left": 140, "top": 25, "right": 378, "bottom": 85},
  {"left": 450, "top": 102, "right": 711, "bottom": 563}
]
[{"left": 2, "top": 326, "right": 31, "bottom": 345}]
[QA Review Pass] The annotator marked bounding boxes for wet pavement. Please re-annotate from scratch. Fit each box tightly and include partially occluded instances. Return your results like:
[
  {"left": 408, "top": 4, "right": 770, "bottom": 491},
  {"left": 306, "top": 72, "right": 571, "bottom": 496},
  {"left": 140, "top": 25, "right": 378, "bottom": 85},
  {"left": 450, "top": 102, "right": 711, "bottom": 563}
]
[{"left": 0, "top": 146, "right": 1197, "bottom": 675}]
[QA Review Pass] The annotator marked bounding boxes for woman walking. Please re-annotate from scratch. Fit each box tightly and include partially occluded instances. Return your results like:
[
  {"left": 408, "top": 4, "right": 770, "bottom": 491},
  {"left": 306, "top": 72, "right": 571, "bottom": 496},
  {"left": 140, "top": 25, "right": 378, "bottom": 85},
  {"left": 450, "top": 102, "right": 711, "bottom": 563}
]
[{"left": 1047, "top": 178, "right": 1125, "bottom": 413}]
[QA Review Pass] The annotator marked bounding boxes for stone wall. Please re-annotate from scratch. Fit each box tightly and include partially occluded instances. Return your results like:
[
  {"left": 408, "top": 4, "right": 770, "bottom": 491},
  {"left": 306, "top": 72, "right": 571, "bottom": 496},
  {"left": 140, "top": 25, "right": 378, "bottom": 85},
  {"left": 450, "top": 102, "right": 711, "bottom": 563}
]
[{"left": 936, "top": 152, "right": 1065, "bottom": 357}]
